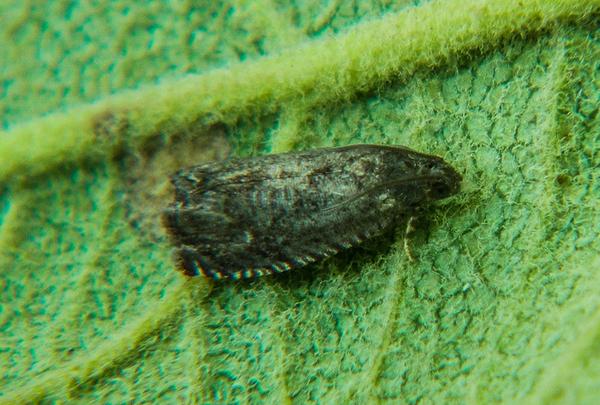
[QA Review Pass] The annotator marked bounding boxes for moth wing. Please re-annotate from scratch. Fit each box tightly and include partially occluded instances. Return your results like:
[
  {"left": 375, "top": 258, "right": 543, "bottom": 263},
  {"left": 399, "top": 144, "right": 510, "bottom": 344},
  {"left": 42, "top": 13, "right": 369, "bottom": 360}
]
[
  {"left": 172, "top": 191, "right": 402, "bottom": 280},
  {"left": 165, "top": 146, "right": 427, "bottom": 280}
]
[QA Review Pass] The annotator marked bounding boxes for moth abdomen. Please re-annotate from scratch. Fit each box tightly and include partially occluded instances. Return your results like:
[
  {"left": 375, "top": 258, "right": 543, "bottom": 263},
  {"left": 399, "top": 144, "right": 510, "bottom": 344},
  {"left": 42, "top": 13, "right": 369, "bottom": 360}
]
[{"left": 163, "top": 144, "right": 461, "bottom": 280}]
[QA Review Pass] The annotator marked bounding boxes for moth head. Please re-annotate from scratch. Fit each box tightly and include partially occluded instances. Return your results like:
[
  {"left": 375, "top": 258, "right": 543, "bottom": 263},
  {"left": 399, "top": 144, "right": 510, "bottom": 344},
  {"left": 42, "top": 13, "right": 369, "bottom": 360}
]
[
  {"left": 420, "top": 157, "right": 462, "bottom": 200},
  {"left": 376, "top": 148, "right": 462, "bottom": 206}
]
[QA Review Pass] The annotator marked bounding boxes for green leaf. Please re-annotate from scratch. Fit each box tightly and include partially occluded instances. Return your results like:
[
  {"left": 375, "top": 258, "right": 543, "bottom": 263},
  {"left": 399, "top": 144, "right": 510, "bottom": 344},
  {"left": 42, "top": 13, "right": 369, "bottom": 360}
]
[{"left": 1, "top": 0, "right": 599, "bottom": 403}]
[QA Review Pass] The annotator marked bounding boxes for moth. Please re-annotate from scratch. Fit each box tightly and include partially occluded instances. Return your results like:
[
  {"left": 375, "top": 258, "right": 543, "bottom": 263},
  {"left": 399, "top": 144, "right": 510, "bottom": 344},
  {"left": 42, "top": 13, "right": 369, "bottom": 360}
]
[{"left": 163, "top": 144, "right": 461, "bottom": 280}]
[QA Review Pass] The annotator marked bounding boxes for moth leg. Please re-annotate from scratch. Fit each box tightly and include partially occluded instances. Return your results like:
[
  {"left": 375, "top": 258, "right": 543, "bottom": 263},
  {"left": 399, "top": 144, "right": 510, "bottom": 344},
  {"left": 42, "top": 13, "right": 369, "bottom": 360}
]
[{"left": 403, "top": 216, "right": 417, "bottom": 262}]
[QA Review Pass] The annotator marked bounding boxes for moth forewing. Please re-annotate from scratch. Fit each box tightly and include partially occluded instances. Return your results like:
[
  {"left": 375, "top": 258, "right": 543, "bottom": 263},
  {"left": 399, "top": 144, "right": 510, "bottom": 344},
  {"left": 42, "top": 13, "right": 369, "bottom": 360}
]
[{"left": 163, "top": 144, "right": 461, "bottom": 280}]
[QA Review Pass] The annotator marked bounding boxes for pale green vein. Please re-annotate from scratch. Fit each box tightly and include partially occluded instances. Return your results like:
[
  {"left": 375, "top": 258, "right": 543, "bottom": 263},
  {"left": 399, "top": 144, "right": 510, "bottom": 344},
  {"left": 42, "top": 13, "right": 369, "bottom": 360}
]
[
  {"left": 0, "top": 0, "right": 597, "bottom": 184},
  {"left": 0, "top": 278, "right": 211, "bottom": 404}
]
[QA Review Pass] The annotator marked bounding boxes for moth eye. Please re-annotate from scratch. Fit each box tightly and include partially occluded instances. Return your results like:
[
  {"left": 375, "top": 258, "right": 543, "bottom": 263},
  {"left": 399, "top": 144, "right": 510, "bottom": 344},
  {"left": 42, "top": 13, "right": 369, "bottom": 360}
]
[{"left": 430, "top": 180, "right": 451, "bottom": 198}]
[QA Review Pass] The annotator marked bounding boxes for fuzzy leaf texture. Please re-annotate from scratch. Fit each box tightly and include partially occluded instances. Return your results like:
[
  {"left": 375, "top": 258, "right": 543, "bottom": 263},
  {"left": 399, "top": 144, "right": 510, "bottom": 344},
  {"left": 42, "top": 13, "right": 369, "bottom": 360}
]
[{"left": 0, "top": 0, "right": 599, "bottom": 403}]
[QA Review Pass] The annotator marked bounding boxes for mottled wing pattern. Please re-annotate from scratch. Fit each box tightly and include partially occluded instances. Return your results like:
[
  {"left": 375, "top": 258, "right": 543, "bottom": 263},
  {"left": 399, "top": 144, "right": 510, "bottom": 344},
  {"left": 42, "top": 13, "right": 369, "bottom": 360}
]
[{"left": 163, "top": 145, "right": 461, "bottom": 280}]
